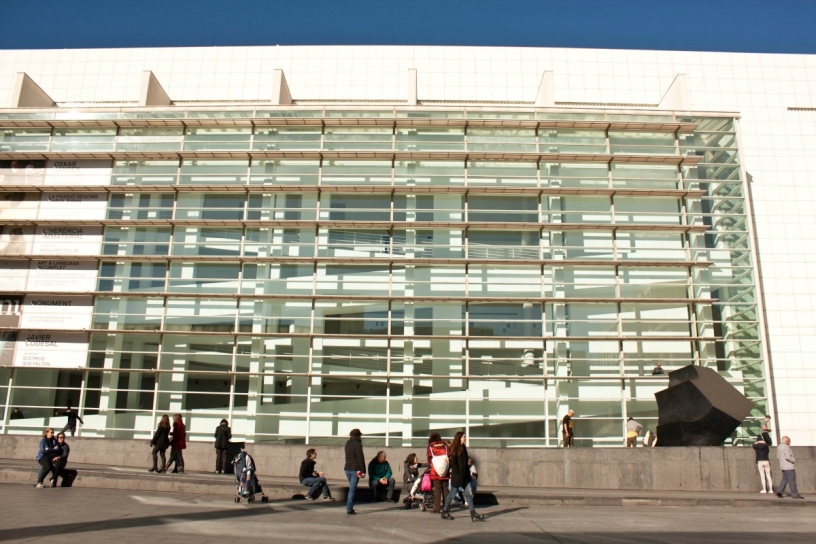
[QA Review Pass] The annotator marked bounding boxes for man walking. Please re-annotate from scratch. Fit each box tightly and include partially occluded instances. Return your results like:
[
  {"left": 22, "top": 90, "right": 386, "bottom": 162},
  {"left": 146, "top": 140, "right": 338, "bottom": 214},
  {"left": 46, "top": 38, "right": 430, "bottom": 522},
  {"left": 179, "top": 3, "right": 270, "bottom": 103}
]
[
  {"left": 562, "top": 410, "right": 575, "bottom": 448},
  {"left": 625, "top": 417, "right": 642, "bottom": 447},
  {"left": 344, "top": 428, "right": 366, "bottom": 515},
  {"left": 299, "top": 448, "right": 333, "bottom": 501},
  {"left": 752, "top": 435, "right": 772, "bottom": 493},
  {"left": 776, "top": 436, "right": 804, "bottom": 499}
]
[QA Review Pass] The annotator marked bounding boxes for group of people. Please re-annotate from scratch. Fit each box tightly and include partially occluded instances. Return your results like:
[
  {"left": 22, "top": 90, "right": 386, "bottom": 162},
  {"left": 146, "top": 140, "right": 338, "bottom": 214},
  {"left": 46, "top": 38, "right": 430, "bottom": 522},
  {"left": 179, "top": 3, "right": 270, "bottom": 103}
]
[
  {"left": 34, "top": 428, "right": 73, "bottom": 488},
  {"left": 753, "top": 415, "right": 804, "bottom": 499},
  {"left": 148, "top": 414, "right": 188, "bottom": 473},
  {"left": 337, "top": 428, "right": 486, "bottom": 521}
]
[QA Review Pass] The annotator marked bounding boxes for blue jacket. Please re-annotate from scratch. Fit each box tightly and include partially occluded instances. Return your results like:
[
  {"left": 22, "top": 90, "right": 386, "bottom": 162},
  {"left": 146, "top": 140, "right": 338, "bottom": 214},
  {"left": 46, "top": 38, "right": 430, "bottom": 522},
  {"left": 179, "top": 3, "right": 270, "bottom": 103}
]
[{"left": 36, "top": 437, "right": 57, "bottom": 461}]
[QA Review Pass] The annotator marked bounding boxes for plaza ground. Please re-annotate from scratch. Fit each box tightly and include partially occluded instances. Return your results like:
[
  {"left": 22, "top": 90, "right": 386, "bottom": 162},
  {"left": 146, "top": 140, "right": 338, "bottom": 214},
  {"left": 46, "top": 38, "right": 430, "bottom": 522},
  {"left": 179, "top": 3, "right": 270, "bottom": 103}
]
[{"left": 0, "top": 483, "right": 814, "bottom": 544}]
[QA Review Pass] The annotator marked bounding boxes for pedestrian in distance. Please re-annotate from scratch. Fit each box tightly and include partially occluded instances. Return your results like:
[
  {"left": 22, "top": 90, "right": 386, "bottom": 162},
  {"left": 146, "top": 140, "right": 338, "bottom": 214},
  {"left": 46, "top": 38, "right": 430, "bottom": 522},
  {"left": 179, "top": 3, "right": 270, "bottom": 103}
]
[
  {"left": 55, "top": 403, "right": 83, "bottom": 437},
  {"left": 10, "top": 407, "right": 23, "bottom": 420},
  {"left": 34, "top": 428, "right": 60, "bottom": 488},
  {"left": 368, "top": 451, "right": 396, "bottom": 503},
  {"left": 166, "top": 413, "right": 187, "bottom": 473},
  {"left": 214, "top": 418, "right": 231, "bottom": 474},
  {"left": 440, "top": 431, "right": 485, "bottom": 522},
  {"left": 625, "top": 417, "right": 643, "bottom": 447},
  {"left": 652, "top": 362, "right": 665, "bottom": 375},
  {"left": 299, "top": 448, "right": 334, "bottom": 501},
  {"left": 752, "top": 435, "right": 772, "bottom": 493},
  {"left": 776, "top": 436, "right": 804, "bottom": 499},
  {"left": 427, "top": 432, "right": 450, "bottom": 513},
  {"left": 562, "top": 410, "right": 575, "bottom": 447},
  {"left": 149, "top": 414, "right": 171, "bottom": 473},
  {"left": 343, "top": 428, "right": 366, "bottom": 515},
  {"left": 761, "top": 415, "right": 773, "bottom": 446}
]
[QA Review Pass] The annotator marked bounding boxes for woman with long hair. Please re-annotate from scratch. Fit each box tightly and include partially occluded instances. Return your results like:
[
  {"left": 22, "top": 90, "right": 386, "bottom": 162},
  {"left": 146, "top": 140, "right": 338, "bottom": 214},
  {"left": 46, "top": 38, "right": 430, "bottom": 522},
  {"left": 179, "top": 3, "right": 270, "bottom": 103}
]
[
  {"left": 167, "top": 413, "right": 187, "bottom": 473},
  {"left": 440, "top": 431, "right": 484, "bottom": 522},
  {"left": 426, "top": 432, "right": 450, "bottom": 513},
  {"left": 214, "top": 418, "right": 232, "bottom": 474},
  {"left": 149, "top": 414, "right": 171, "bottom": 473},
  {"left": 34, "top": 427, "right": 59, "bottom": 488}
]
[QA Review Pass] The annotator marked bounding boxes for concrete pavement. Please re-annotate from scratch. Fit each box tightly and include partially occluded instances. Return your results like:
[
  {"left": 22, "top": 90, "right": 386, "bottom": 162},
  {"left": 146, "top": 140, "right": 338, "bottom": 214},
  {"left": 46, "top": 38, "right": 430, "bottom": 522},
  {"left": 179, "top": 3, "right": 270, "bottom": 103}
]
[{"left": 0, "top": 483, "right": 815, "bottom": 544}]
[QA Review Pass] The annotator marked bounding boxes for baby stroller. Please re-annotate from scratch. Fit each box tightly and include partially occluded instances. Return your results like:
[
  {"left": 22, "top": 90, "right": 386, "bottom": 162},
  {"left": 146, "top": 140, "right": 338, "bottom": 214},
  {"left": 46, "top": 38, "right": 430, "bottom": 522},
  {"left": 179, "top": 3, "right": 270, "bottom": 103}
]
[
  {"left": 405, "top": 468, "right": 435, "bottom": 511},
  {"left": 232, "top": 450, "right": 268, "bottom": 504}
]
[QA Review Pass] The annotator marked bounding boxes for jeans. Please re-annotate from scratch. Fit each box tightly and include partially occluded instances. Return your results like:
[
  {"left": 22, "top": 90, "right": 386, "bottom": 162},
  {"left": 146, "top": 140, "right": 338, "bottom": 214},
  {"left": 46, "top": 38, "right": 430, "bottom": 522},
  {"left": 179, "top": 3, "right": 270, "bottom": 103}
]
[
  {"left": 777, "top": 469, "right": 801, "bottom": 497},
  {"left": 168, "top": 448, "right": 184, "bottom": 471},
  {"left": 151, "top": 446, "right": 166, "bottom": 471},
  {"left": 443, "top": 481, "right": 475, "bottom": 513},
  {"left": 757, "top": 460, "right": 772, "bottom": 492},
  {"left": 215, "top": 448, "right": 228, "bottom": 472},
  {"left": 61, "top": 424, "right": 76, "bottom": 437},
  {"left": 302, "top": 476, "right": 330, "bottom": 498},
  {"left": 37, "top": 456, "right": 62, "bottom": 484},
  {"left": 345, "top": 470, "right": 360, "bottom": 513},
  {"left": 369, "top": 477, "right": 395, "bottom": 501}
]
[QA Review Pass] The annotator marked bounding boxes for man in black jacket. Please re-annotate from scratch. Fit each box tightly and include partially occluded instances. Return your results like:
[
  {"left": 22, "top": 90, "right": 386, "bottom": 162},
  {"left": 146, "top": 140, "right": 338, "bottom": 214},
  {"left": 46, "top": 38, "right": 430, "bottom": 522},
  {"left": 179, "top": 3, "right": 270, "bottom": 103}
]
[
  {"left": 343, "top": 429, "right": 365, "bottom": 515},
  {"left": 299, "top": 448, "right": 333, "bottom": 500},
  {"left": 56, "top": 404, "right": 83, "bottom": 437},
  {"left": 753, "top": 435, "right": 773, "bottom": 493},
  {"left": 55, "top": 432, "right": 77, "bottom": 487}
]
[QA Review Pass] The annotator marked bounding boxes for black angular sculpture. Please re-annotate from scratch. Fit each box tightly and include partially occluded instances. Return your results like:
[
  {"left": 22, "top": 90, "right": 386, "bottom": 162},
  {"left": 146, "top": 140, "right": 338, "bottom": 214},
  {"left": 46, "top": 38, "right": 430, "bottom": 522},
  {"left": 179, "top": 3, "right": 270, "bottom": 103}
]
[{"left": 654, "top": 364, "right": 754, "bottom": 446}]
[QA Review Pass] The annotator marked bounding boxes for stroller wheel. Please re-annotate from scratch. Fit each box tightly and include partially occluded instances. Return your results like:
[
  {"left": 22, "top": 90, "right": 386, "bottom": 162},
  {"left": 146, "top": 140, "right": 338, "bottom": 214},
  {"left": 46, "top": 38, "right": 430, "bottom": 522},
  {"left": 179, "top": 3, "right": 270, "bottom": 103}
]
[
  {"left": 234, "top": 497, "right": 240, "bottom": 503},
  {"left": 261, "top": 496, "right": 268, "bottom": 503}
]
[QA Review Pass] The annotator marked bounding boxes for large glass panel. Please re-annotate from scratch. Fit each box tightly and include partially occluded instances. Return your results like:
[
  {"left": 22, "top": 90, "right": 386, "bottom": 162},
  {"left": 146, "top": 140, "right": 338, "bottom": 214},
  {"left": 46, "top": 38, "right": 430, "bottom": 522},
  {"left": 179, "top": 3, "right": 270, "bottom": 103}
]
[
  {"left": 241, "top": 263, "right": 314, "bottom": 295},
  {"left": 92, "top": 297, "right": 164, "bottom": 330},
  {"left": 467, "top": 128, "right": 536, "bottom": 152},
  {"left": 394, "top": 161, "right": 464, "bottom": 186},
  {"left": 394, "top": 194, "right": 463, "bottom": 222},
  {"left": 245, "top": 227, "right": 315, "bottom": 257},
  {"left": 541, "top": 162, "right": 608, "bottom": 189},
  {"left": 469, "top": 265, "right": 542, "bottom": 298},
  {"left": 246, "top": 192, "right": 317, "bottom": 221},
  {"left": 183, "top": 127, "right": 252, "bottom": 151},
  {"left": 321, "top": 160, "right": 391, "bottom": 186},
  {"left": 467, "top": 160, "right": 537, "bottom": 186},
  {"left": 469, "top": 195, "right": 538, "bottom": 222},
  {"left": 167, "top": 262, "right": 240, "bottom": 293},
  {"left": 0, "top": 128, "right": 50, "bottom": 152},
  {"left": 117, "top": 127, "right": 183, "bottom": 152},
  {"left": 51, "top": 128, "right": 116, "bottom": 152},
  {"left": 539, "top": 128, "right": 607, "bottom": 153},
  {"left": 323, "top": 127, "right": 392, "bottom": 151},
  {"left": 107, "top": 193, "right": 173, "bottom": 220},
  {"left": 179, "top": 160, "right": 248, "bottom": 185},
  {"left": 611, "top": 163, "right": 679, "bottom": 190},
  {"left": 468, "top": 230, "right": 539, "bottom": 260},
  {"left": 252, "top": 126, "right": 321, "bottom": 151},
  {"left": 395, "top": 127, "right": 464, "bottom": 151},
  {"left": 322, "top": 194, "right": 391, "bottom": 221},
  {"left": 176, "top": 193, "right": 245, "bottom": 220},
  {"left": 249, "top": 160, "right": 319, "bottom": 185},
  {"left": 172, "top": 227, "right": 243, "bottom": 257},
  {"left": 98, "top": 262, "right": 167, "bottom": 292},
  {"left": 609, "top": 131, "right": 676, "bottom": 155},
  {"left": 392, "top": 265, "right": 466, "bottom": 297},
  {"left": 313, "top": 300, "right": 389, "bottom": 335},
  {"left": 469, "top": 303, "right": 542, "bottom": 337},
  {"left": 111, "top": 160, "right": 178, "bottom": 186},
  {"left": 102, "top": 227, "right": 171, "bottom": 256}
]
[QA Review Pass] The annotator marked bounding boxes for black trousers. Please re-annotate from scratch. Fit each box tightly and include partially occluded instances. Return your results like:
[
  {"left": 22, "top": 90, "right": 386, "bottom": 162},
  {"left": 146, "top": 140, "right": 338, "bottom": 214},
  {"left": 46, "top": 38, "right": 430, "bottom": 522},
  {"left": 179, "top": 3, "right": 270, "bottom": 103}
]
[
  {"left": 215, "top": 448, "right": 228, "bottom": 472},
  {"left": 37, "top": 456, "right": 62, "bottom": 483},
  {"left": 168, "top": 448, "right": 184, "bottom": 471},
  {"left": 762, "top": 432, "right": 773, "bottom": 446},
  {"left": 151, "top": 446, "right": 167, "bottom": 470}
]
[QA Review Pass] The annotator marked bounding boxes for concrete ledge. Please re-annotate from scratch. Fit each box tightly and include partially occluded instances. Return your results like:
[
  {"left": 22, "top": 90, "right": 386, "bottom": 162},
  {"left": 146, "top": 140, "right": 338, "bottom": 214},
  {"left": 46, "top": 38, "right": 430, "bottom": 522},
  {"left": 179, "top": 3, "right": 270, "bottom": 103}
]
[{"left": 2, "top": 435, "right": 813, "bottom": 493}]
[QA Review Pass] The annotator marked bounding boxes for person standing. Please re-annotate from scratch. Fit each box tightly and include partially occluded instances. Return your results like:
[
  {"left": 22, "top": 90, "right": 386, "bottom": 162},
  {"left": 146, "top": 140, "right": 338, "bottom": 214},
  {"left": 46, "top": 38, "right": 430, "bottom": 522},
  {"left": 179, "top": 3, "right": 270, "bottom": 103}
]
[
  {"left": 343, "top": 428, "right": 365, "bottom": 515},
  {"left": 368, "top": 451, "right": 396, "bottom": 503},
  {"left": 652, "top": 362, "right": 665, "bottom": 375},
  {"left": 427, "top": 432, "right": 450, "bottom": 513},
  {"left": 149, "top": 414, "right": 171, "bottom": 473},
  {"left": 776, "top": 436, "right": 804, "bottom": 499},
  {"left": 299, "top": 448, "right": 333, "bottom": 500},
  {"left": 562, "top": 410, "right": 575, "bottom": 448},
  {"left": 761, "top": 415, "right": 773, "bottom": 446},
  {"left": 625, "top": 417, "right": 643, "bottom": 448},
  {"left": 440, "top": 431, "right": 485, "bottom": 522},
  {"left": 167, "top": 413, "right": 187, "bottom": 474},
  {"left": 753, "top": 435, "right": 772, "bottom": 493},
  {"left": 55, "top": 404, "right": 84, "bottom": 437},
  {"left": 10, "top": 407, "right": 23, "bottom": 420},
  {"left": 34, "top": 428, "right": 59, "bottom": 488},
  {"left": 214, "top": 419, "right": 231, "bottom": 474}
]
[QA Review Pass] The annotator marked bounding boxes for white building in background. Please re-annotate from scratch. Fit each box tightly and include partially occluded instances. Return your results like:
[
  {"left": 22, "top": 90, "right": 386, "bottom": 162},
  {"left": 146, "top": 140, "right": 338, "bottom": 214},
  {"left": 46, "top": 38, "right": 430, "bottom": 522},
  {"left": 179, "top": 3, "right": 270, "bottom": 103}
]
[{"left": 0, "top": 45, "right": 814, "bottom": 447}]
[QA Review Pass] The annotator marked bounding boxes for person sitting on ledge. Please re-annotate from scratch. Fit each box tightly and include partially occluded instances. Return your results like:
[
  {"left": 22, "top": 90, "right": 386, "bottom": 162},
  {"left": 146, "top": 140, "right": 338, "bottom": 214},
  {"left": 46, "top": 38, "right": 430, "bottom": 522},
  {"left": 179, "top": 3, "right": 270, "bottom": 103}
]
[
  {"left": 299, "top": 448, "right": 334, "bottom": 501},
  {"left": 368, "top": 451, "right": 396, "bottom": 503}
]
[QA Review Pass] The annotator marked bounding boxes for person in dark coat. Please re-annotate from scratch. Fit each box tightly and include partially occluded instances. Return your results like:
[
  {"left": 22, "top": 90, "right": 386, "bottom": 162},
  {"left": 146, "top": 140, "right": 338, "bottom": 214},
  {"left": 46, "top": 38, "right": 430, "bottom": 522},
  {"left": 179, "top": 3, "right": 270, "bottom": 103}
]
[
  {"left": 343, "top": 428, "right": 365, "bottom": 515},
  {"left": 214, "top": 419, "right": 232, "bottom": 474},
  {"left": 166, "top": 413, "right": 187, "bottom": 473},
  {"left": 440, "top": 431, "right": 484, "bottom": 521},
  {"left": 54, "top": 432, "right": 76, "bottom": 486},
  {"left": 753, "top": 434, "right": 772, "bottom": 493},
  {"left": 10, "top": 407, "right": 24, "bottom": 420},
  {"left": 402, "top": 452, "right": 424, "bottom": 508},
  {"left": 55, "top": 403, "right": 84, "bottom": 437},
  {"left": 34, "top": 428, "right": 59, "bottom": 488},
  {"left": 427, "top": 432, "right": 450, "bottom": 514},
  {"left": 149, "top": 414, "right": 171, "bottom": 473}
]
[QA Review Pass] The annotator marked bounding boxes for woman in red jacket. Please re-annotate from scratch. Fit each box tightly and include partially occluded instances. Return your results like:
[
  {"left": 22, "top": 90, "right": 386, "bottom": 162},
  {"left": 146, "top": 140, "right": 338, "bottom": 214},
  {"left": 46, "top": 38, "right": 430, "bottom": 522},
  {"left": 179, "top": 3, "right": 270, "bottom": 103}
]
[
  {"left": 166, "top": 413, "right": 187, "bottom": 473},
  {"left": 426, "top": 432, "right": 450, "bottom": 513}
]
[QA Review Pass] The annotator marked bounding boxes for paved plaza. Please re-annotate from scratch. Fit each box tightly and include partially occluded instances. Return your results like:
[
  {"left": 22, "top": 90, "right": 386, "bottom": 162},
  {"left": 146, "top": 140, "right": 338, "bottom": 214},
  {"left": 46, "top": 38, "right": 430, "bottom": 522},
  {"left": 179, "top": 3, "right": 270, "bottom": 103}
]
[{"left": 0, "top": 483, "right": 814, "bottom": 544}]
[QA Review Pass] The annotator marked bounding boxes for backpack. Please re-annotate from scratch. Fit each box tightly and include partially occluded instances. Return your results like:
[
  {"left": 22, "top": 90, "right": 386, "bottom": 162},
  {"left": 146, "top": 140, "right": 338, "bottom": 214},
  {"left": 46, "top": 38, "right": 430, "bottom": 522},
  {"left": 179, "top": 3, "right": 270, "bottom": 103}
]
[
  {"left": 429, "top": 443, "right": 449, "bottom": 478},
  {"left": 420, "top": 471, "right": 432, "bottom": 492}
]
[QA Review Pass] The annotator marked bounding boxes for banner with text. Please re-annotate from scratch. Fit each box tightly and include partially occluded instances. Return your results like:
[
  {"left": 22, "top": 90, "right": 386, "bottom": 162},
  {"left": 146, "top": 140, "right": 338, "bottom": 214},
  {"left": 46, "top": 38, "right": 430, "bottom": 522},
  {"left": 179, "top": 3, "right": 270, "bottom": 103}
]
[
  {"left": 38, "top": 192, "right": 108, "bottom": 220},
  {"left": 32, "top": 225, "right": 102, "bottom": 256},
  {"left": 20, "top": 294, "right": 93, "bottom": 330},
  {"left": 26, "top": 260, "right": 98, "bottom": 292},
  {"left": 44, "top": 159, "right": 112, "bottom": 186},
  {"left": 12, "top": 330, "right": 89, "bottom": 368}
]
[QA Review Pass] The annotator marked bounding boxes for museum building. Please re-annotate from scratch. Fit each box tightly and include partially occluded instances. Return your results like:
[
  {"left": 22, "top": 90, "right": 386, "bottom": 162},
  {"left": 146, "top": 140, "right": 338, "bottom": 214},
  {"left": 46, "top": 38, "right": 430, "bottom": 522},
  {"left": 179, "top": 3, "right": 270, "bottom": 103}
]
[{"left": 0, "top": 45, "right": 813, "bottom": 447}]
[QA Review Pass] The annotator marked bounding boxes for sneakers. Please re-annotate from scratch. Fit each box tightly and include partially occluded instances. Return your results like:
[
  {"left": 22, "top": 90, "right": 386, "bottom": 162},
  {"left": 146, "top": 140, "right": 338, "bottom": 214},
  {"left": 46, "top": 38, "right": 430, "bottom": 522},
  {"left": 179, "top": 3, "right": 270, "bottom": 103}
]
[
  {"left": 322, "top": 496, "right": 335, "bottom": 501},
  {"left": 346, "top": 509, "right": 357, "bottom": 515},
  {"left": 777, "top": 493, "right": 784, "bottom": 498},
  {"left": 792, "top": 496, "right": 805, "bottom": 499},
  {"left": 305, "top": 495, "right": 316, "bottom": 501},
  {"left": 50, "top": 480, "right": 57, "bottom": 488},
  {"left": 760, "top": 490, "right": 767, "bottom": 494},
  {"left": 34, "top": 482, "right": 44, "bottom": 488}
]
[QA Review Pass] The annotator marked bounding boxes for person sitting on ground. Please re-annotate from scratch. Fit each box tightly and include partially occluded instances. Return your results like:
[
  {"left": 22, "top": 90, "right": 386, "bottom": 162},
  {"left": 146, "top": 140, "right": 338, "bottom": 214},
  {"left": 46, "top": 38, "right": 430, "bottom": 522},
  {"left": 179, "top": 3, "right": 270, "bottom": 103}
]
[
  {"left": 652, "top": 362, "right": 665, "bottom": 375},
  {"left": 10, "top": 407, "right": 24, "bottom": 420},
  {"left": 35, "top": 428, "right": 60, "bottom": 488},
  {"left": 368, "top": 451, "right": 396, "bottom": 503},
  {"left": 299, "top": 448, "right": 334, "bottom": 501},
  {"left": 214, "top": 419, "right": 232, "bottom": 474},
  {"left": 55, "top": 403, "right": 84, "bottom": 437},
  {"left": 402, "top": 452, "right": 424, "bottom": 508},
  {"left": 625, "top": 417, "right": 643, "bottom": 447}
]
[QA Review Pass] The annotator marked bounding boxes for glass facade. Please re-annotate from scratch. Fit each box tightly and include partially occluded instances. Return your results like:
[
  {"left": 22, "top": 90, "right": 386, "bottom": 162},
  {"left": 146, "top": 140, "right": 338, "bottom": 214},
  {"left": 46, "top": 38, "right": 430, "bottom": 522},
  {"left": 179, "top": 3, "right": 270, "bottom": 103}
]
[{"left": 0, "top": 109, "right": 768, "bottom": 447}]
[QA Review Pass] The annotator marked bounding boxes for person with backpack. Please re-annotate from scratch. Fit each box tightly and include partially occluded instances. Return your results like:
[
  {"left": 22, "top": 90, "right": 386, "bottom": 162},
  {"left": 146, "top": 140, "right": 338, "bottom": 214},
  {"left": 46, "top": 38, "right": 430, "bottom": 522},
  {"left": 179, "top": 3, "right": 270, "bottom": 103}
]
[
  {"left": 214, "top": 419, "right": 232, "bottom": 474},
  {"left": 426, "top": 432, "right": 450, "bottom": 514},
  {"left": 343, "top": 428, "right": 366, "bottom": 515},
  {"left": 440, "top": 431, "right": 485, "bottom": 522},
  {"left": 166, "top": 413, "right": 186, "bottom": 473}
]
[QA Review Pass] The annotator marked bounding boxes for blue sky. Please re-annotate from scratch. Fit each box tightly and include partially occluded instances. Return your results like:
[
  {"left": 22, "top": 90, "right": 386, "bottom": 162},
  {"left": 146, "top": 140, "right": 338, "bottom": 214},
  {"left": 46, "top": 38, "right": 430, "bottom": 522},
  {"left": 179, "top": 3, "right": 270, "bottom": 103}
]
[{"left": 1, "top": 0, "right": 815, "bottom": 53}]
